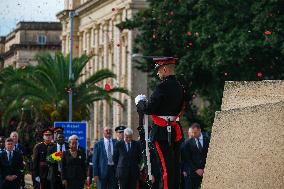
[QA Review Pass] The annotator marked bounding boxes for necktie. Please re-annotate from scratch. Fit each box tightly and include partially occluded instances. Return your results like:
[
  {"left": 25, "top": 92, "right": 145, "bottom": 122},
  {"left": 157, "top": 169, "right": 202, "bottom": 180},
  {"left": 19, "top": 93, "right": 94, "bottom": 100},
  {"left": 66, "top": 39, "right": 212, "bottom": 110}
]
[
  {"left": 127, "top": 143, "right": 131, "bottom": 152},
  {"left": 8, "top": 151, "right": 12, "bottom": 162},
  {"left": 197, "top": 138, "right": 203, "bottom": 150},
  {"left": 60, "top": 145, "right": 63, "bottom": 152},
  {"left": 107, "top": 140, "right": 112, "bottom": 164}
]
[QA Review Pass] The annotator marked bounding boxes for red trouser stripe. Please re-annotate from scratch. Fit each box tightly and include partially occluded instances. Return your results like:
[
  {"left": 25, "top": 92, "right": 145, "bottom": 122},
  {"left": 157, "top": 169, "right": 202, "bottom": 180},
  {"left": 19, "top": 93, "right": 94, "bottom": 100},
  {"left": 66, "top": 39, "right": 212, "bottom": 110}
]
[{"left": 155, "top": 141, "right": 168, "bottom": 189}]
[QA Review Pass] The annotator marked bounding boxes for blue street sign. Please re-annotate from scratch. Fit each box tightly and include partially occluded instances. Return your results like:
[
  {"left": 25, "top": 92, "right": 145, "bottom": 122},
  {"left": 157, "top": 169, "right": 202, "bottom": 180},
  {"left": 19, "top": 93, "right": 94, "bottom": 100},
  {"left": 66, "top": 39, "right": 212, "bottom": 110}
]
[{"left": 54, "top": 122, "right": 87, "bottom": 150}]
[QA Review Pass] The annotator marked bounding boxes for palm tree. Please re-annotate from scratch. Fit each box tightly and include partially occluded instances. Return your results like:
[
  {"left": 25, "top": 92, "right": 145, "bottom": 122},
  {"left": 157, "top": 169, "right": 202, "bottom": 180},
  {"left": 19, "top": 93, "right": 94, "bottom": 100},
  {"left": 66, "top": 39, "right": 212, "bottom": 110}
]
[{"left": 1, "top": 52, "right": 128, "bottom": 125}]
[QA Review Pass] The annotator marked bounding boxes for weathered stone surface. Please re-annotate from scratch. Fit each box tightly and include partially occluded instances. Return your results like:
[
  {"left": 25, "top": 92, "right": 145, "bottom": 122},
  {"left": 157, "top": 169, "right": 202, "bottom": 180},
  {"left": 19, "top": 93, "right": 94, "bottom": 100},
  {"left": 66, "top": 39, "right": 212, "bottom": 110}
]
[
  {"left": 202, "top": 101, "right": 284, "bottom": 189},
  {"left": 221, "top": 80, "right": 284, "bottom": 110}
]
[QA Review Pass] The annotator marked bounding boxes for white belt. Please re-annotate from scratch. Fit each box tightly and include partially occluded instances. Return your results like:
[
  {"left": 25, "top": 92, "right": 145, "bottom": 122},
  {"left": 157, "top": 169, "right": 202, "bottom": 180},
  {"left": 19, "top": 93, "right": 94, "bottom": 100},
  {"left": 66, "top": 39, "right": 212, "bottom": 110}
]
[{"left": 157, "top": 116, "right": 179, "bottom": 122}]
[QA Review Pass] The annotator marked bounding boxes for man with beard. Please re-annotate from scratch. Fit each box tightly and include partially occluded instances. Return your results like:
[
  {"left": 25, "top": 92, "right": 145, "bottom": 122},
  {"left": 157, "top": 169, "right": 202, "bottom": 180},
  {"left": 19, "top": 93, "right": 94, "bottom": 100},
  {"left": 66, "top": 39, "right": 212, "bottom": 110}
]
[{"left": 47, "top": 133, "right": 68, "bottom": 189}]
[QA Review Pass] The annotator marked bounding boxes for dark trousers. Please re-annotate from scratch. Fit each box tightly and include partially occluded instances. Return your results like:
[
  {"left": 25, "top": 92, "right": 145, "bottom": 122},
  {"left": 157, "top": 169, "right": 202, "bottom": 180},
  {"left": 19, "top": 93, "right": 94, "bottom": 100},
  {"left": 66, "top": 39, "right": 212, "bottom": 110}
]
[
  {"left": 119, "top": 178, "right": 137, "bottom": 189},
  {"left": 66, "top": 179, "right": 85, "bottom": 189},
  {"left": 118, "top": 169, "right": 138, "bottom": 189},
  {"left": 97, "top": 165, "right": 117, "bottom": 189},
  {"left": 190, "top": 177, "right": 202, "bottom": 189},
  {"left": 154, "top": 141, "right": 181, "bottom": 189},
  {"left": 51, "top": 174, "right": 64, "bottom": 189},
  {"left": 2, "top": 179, "right": 20, "bottom": 189},
  {"left": 40, "top": 178, "right": 50, "bottom": 189},
  {"left": 183, "top": 175, "right": 192, "bottom": 189}
]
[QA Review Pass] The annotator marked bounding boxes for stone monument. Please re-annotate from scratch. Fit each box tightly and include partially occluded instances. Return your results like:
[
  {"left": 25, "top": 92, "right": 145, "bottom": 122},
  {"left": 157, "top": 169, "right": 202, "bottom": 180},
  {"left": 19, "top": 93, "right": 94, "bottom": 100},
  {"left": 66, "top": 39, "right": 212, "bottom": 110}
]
[{"left": 202, "top": 80, "right": 284, "bottom": 189}]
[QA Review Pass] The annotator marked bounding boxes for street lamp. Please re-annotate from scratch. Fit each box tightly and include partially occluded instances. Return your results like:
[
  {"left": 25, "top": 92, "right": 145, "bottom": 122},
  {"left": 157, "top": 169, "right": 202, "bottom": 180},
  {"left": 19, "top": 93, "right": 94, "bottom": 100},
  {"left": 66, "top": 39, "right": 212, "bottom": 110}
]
[{"left": 68, "top": 10, "right": 78, "bottom": 122}]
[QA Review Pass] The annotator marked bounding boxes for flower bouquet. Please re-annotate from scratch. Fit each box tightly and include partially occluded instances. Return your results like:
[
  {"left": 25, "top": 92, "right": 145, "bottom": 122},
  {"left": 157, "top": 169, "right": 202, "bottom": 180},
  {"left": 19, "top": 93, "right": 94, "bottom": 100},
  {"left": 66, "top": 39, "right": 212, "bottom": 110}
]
[{"left": 46, "top": 151, "right": 63, "bottom": 163}]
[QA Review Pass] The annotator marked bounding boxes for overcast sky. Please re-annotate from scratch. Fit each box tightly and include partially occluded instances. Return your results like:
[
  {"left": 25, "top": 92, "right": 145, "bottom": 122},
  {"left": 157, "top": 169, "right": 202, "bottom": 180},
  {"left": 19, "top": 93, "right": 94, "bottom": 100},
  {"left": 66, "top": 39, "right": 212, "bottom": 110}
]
[{"left": 0, "top": 0, "right": 64, "bottom": 36}]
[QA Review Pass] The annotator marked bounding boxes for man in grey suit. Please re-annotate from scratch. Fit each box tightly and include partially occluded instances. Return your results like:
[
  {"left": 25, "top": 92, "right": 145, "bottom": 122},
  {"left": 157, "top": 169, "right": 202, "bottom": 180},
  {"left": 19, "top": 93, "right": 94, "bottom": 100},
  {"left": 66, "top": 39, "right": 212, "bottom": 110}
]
[{"left": 93, "top": 127, "right": 117, "bottom": 189}]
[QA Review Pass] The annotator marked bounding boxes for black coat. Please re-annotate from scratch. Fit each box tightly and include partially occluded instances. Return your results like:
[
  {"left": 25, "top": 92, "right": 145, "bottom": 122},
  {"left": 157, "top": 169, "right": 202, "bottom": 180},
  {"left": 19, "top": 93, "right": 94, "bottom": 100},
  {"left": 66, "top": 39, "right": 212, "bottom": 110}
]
[
  {"left": 137, "top": 75, "right": 184, "bottom": 141},
  {"left": 182, "top": 136, "right": 209, "bottom": 177},
  {"left": 47, "top": 143, "right": 69, "bottom": 183},
  {"left": 0, "top": 150, "right": 23, "bottom": 180},
  {"left": 61, "top": 149, "right": 86, "bottom": 181},
  {"left": 113, "top": 140, "right": 142, "bottom": 179},
  {"left": 14, "top": 143, "right": 25, "bottom": 155}
]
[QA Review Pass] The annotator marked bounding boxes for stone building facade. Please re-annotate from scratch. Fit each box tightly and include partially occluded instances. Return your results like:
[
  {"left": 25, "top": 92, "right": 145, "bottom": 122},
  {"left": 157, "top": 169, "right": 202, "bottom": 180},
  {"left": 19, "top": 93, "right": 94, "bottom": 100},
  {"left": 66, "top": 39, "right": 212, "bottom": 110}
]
[
  {"left": 57, "top": 0, "right": 148, "bottom": 144},
  {"left": 0, "top": 22, "right": 62, "bottom": 68}
]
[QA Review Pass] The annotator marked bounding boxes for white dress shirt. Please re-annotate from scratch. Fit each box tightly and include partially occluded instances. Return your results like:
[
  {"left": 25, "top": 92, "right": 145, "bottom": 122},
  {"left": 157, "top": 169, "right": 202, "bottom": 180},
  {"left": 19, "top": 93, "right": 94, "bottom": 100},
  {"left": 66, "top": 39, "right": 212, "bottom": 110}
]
[
  {"left": 104, "top": 137, "right": 114, "bottom": 165},
  {"left": 57, "top": 143, "right": 66, "bottom": 152},
  {"left": 195, "top": 133, "right": 204, "bottom": 148}
]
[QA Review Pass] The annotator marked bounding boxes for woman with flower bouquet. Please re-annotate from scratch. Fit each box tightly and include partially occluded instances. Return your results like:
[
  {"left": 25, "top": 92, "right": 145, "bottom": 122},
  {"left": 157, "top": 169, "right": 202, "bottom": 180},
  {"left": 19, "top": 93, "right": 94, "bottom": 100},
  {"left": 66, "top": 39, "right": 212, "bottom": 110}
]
[{"left": 62, "top": 135, "right": 86, "bottom": 189}]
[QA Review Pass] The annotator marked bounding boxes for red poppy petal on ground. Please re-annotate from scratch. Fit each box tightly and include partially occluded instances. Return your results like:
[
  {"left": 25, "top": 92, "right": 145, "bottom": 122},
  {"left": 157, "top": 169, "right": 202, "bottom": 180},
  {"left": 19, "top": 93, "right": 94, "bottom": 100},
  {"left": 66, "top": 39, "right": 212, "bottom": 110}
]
[
  {"left": 187, "top": 32, "right": 192, "bottom": 36},
  {"left": 257, "top": 72, "right": 263, "bottom": 78}
]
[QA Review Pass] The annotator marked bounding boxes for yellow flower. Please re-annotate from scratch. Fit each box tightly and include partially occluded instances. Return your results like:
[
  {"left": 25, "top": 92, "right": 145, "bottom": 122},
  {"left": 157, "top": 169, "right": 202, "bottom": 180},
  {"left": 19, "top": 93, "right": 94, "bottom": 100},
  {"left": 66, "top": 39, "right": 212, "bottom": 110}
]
[{"left": 51, "top": 152, "right": 63, "bottom": 161}]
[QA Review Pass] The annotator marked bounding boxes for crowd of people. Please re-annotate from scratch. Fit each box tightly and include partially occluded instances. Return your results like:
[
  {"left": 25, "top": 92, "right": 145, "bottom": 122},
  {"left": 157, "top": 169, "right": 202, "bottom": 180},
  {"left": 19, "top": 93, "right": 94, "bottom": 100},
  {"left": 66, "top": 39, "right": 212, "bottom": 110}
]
[
  {"left": 0, "top": 121, "right": 209, "bottom": 189},
  {"left": 90, "top": 123, "right": 209, "bottom": 189},
  {"left": 0, "top": 56, "right": 211, "bottom": 189}
]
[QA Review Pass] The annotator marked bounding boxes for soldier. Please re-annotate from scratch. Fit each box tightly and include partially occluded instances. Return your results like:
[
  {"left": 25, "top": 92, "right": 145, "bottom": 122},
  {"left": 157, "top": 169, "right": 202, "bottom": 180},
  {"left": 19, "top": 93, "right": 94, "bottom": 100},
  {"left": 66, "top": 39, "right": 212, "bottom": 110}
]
[
  {"left": 115, "top": 126, "right": 126, "bottom": 141},
  {"left": 135, "top": 57, "right": 184, "bottom": 189},
  {"left": 33, "top": 128, "right": 54, "bottom": 189}
]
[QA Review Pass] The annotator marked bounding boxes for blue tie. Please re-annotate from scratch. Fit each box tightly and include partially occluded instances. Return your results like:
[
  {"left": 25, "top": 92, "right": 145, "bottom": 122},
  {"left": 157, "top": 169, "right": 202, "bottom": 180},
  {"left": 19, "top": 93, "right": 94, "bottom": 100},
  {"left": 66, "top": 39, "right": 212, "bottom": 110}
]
[
  {"left": 8, "top": 152, "right": 12, "bottom": 162},
  {"left": 127, "top": 143, "right": 131, "bottom": 152},
  {"left": 107, "top": 140, "right": 112, "bottom": 164}
]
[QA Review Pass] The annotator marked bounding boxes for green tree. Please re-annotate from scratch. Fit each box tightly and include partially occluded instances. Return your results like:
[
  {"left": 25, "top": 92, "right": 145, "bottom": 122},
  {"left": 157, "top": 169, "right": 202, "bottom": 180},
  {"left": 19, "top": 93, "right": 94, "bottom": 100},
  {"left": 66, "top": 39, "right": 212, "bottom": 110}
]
[
  {"left": 120, "top": 0, "right": 284, "bottom": 130},
  {"left": 1, "top": 52, "right": 127, "bottom": 124}
]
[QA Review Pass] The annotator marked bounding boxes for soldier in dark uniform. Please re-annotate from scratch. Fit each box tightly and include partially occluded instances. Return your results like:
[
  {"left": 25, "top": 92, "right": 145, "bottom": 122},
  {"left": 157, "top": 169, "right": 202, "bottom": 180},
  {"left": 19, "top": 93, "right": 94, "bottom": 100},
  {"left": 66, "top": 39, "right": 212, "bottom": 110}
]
[
  {"left": 135, "top": 57, "right": 184, "bottom": 189},
  {"left": 33, "top": 128, "right": 54, "bottom": 189},
  {"left": 115, "top": 126, "right": 126, "bottom": 141}
]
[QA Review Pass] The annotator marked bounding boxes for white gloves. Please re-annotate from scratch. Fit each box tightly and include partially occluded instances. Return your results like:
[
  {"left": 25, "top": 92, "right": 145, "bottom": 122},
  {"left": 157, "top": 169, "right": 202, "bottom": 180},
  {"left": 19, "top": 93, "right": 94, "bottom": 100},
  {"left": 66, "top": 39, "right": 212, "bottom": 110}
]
[
  {"left": 35, "top": 176, "right": 40, "bottom": 182},
  {"left": 135, "top": 94, "right": 147, "bottom": 105}
]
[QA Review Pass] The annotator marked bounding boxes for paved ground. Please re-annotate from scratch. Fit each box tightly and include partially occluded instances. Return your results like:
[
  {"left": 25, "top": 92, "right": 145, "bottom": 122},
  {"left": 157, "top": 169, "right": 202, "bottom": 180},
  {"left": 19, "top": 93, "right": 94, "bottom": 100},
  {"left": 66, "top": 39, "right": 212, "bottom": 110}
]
[{"left": 24, "top": 174, "right": 33, "bottom": 189}]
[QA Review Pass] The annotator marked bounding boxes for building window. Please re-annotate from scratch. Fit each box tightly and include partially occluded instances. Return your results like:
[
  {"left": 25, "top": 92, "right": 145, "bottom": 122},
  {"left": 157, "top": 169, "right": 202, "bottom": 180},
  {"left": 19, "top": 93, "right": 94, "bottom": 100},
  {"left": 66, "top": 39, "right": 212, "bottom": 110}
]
[{"left": 37, "top": 35, "right": 46, "bottom": 45}]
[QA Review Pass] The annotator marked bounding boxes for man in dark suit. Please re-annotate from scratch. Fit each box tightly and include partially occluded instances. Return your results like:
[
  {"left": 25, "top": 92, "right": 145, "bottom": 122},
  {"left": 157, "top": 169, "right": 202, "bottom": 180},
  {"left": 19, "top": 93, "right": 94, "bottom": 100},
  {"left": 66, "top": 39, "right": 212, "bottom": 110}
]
[
  {"left": 47, "top": 133, "right": 68, "bottom": 189},
  {"left": 0, "top": 137, "right": 24, "bottom": 189},
  {"left": 93, "top": 127, "right": 117, "bottom": 189},
  {"left": 182, "top": 123, "right": 210, "bottom": 189},
  {"left": 10, "top": 131, "right": 25, "bottom": 188},
  {"left": 113, "top": 128, "right": 142, "bottom": 189},
  {"left": 10, "top": 131, "right": 25, "bottom": 155}
]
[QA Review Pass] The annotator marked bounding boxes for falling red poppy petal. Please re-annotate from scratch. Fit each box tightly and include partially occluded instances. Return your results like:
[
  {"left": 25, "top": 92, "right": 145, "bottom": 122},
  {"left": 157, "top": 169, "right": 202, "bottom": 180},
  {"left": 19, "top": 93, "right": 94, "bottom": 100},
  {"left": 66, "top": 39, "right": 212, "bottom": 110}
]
[
  {"left": 264, "top": 31, "right": 272, "bottom": 35},
  {"left": 104, "top": 84, "right": 112, "bottom": 91}
]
